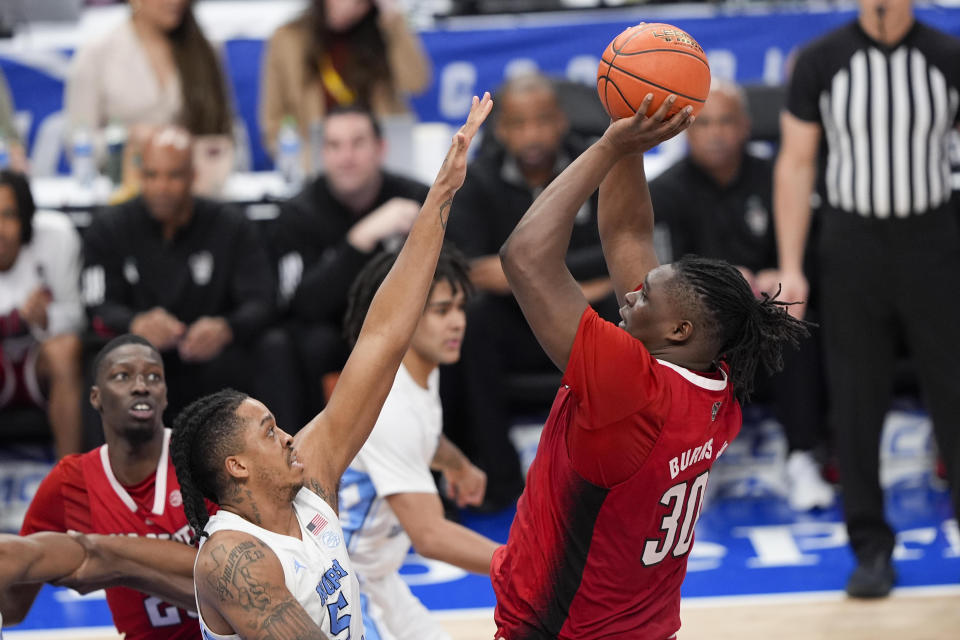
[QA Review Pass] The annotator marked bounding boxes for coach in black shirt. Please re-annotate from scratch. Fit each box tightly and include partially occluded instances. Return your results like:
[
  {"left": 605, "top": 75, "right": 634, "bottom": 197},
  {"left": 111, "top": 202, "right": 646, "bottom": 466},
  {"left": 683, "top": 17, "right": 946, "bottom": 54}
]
[
  {"left": 650, "top": 82, "right": 833, "bottom": 514},
  {"left": 271, "top": 106, "right": 429, "bottom": 414},
  {"left": 82, "top": 127, "right": 297, "bottom": 426},
  {"left": 775, "top": 0, "right": 960, "bottom": 598}
]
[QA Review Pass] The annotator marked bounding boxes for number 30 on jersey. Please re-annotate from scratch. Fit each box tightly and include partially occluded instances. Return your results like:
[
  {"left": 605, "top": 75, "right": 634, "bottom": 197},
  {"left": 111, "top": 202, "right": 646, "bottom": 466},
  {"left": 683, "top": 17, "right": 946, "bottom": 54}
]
[{"left": 642, "top": 470, "right": 709, "bottom": 566}]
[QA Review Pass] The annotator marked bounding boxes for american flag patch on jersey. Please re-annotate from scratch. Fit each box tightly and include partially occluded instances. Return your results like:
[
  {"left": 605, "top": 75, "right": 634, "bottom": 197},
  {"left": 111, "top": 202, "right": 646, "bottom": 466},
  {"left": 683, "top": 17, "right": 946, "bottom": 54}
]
[{"left": 306, "top": 513, "right": 327, "bottom": 535}]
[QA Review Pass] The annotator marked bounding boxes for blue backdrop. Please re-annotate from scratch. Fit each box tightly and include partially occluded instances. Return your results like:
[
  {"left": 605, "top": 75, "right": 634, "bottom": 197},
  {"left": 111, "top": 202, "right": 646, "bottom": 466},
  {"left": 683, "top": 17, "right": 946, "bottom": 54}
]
[{"left": 2, "top": 6, "right": 960, "bottom": 172}]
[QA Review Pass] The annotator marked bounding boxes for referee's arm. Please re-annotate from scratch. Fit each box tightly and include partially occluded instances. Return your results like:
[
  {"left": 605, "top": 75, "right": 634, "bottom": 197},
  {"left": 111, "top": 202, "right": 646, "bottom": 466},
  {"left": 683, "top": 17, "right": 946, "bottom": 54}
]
[{"left": 773, "top": 111, "right": 821, "bottom": 320}]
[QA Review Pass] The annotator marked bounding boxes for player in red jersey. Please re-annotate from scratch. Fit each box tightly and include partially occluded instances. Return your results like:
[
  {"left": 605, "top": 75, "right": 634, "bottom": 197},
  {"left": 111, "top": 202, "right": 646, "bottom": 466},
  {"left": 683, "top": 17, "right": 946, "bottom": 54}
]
[
  {"left": 495, "top": 94, "right": 810, "bottom": 639},
  {"left": 2, "top": 334, "right": 201, "bottom": 639}
]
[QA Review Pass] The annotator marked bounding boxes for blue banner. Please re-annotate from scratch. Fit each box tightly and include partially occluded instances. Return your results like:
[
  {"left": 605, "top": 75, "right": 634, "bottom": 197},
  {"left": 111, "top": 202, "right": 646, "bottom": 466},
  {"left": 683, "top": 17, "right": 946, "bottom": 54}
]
[{"left": 3, "top": 7, "right": 960, "bottom": 171}]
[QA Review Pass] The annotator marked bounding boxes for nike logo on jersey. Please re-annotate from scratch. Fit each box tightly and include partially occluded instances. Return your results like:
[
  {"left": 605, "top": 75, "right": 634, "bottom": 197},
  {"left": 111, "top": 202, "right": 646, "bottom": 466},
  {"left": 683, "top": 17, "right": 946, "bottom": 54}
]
[{"left": 669, "top": 438, "right": 713, "bottom": 479}]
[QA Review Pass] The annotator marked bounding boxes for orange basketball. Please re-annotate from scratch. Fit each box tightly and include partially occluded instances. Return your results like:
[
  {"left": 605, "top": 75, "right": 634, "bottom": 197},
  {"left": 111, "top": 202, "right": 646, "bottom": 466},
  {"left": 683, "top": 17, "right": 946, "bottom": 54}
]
[{"left": 597, "top": 23, "right": 711, "bottom": 120}]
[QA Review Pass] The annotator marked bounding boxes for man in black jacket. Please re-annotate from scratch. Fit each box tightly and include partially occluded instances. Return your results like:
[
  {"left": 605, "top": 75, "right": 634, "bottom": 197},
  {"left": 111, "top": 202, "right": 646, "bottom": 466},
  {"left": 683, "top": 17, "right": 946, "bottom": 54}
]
[
  {"left": 82, "top": 126, "right": 298, "bottom": 427},
  {"left": 445, "top": 73, "right": 615, "bottom": 509},
  {"left": 272, "top": 106, "right": 429, "bottom": 416}
]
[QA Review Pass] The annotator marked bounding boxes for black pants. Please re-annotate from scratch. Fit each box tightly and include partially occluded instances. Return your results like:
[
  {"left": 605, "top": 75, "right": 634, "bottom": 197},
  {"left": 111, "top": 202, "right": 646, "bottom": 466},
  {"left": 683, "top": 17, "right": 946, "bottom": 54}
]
[
  {"left": 288, "top": 321, "right": 350, "bottom": 422},
  {"left": 819, "top": 206, "right": 960, "bottom": 562}
]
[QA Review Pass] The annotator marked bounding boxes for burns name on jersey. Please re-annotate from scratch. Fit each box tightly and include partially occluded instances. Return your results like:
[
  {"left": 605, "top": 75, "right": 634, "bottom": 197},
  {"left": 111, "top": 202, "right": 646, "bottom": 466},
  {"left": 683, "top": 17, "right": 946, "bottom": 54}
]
[{"left": 669, "top": 438, "right": 713, "bottom": 479}]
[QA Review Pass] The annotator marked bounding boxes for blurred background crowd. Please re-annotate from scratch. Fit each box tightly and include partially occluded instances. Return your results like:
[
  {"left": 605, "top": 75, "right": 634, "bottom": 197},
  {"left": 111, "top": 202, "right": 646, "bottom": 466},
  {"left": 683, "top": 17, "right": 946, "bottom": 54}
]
[{"left": 0, "top": 0, "right": 958, "bottom": 533}]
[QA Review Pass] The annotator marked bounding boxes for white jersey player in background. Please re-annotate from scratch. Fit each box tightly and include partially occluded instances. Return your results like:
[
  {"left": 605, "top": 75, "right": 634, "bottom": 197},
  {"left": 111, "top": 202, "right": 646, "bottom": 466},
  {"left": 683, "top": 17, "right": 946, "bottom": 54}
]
[
  {"left": 169, "top": 94, "right": 494, "bottom": 640},
  {"left": 339, "top": 246, "right": 501, "bottom": 640}
]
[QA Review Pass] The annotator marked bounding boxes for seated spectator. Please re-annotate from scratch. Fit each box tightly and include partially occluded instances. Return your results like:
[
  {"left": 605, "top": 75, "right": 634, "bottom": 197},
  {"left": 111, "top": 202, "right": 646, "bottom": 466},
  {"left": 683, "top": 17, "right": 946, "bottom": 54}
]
[
  {"left": 260, "top": 0, "right": 431, "bottom": 168},
  {"left": 0, "top": 68, "right": 28, "bottom": 173},
  {"left": 81, "top": 127, "right": 298, "bottom": 428},
  {"left": 272, "top": 106, "right": 429, "bottom": 418},
  {"left": 649, "top": 81, "right": 833, "bottom": 511},
  {"left": 64, "top": 0, "right": 235, "bottom": 196},
  {"left": 444, "top": 72, "right": 616, "bottom": 510},
  {"left": 0, "top": 170, "right": 84, "bottom": 458}
]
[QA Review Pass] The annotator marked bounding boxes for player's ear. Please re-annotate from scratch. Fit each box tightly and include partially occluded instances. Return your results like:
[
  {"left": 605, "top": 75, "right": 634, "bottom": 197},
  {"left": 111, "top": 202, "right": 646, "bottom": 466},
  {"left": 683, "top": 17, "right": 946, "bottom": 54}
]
[
  {"left": 90, "top": 385, "right": 101, "bottom": 412},
  {"left": 669, "top": 319, "right": 694, "bottom": 344},
  {"left": 224, "top": 455, "right": 249, "bottom": 481}
]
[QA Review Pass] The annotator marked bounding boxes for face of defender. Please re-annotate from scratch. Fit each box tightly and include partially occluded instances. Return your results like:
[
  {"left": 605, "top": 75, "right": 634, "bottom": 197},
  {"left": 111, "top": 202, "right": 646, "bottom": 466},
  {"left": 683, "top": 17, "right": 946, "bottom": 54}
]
[{"left": 235, "top": 398, "right": 304, "bottom": 493}]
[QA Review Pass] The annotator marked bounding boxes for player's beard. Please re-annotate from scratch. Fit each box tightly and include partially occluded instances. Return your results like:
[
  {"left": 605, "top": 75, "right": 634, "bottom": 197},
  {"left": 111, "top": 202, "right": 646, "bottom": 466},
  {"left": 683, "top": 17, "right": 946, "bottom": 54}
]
[{"left": 120, "top": 420, "right": 161, "bottom": 445}]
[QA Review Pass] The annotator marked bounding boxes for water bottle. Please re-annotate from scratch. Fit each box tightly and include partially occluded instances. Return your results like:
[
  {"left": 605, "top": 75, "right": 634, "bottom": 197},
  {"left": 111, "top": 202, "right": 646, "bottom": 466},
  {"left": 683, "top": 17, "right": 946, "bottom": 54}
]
[
  {"left": 277, "top": 118, "right": 303, "bottom": 192},
  {"left": 71, "top": 128, "right": 97, "bottom": 190},
  {"left": 0, "top": 138, "right": 9, "bottom": 170}
]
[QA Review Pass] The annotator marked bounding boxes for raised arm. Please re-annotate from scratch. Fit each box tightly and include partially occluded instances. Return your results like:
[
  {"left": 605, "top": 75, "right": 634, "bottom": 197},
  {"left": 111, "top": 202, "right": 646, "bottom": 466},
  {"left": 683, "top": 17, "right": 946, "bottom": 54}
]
[
  {"left": 773, "top": 111, "right": 822, "bottom": 320},
  {"left": 195, "top": 531, "right": 326, "bottom": 639},
  {"left": 500, "top": 95, "right": 691, "bottom": 369},
  {"left": 292, "top": 94, "right": 494, "bottom": 506}
]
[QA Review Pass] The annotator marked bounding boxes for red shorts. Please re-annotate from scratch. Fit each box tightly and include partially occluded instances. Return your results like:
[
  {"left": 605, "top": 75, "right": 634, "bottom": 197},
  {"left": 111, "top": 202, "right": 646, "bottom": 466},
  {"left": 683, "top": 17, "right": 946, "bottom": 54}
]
[{"left": 0, "top": 338, "right": 45, "bottom": 410}]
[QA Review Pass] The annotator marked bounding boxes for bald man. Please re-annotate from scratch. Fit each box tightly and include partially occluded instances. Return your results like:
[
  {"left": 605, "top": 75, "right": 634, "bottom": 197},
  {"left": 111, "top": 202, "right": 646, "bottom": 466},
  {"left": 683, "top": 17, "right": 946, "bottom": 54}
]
[
  {"left": 81, "top": 126, "right": 300, "bottom": 427},
  {"left": 648, "top": 82, "right": 833, "bottom": 513}
]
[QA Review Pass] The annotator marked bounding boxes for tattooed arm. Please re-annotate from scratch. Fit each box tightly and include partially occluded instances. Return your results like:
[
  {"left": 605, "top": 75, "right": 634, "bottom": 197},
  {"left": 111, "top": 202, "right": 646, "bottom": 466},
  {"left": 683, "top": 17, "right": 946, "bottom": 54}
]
[
  {"left": 195, "top": 531, "right": 325, "bottom": 640},
  {"left": 293, "top": 93, "right": 494, "bottom": 510}
]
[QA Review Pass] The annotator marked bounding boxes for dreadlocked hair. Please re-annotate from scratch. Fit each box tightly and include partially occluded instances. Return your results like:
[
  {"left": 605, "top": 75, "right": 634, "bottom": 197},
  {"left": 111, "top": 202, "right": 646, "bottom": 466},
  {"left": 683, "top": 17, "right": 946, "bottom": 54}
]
[
  {"left": 170, "top": 389, "right": 248, "bottom": 544},
  {"left": 343, "top": 243, "right": 473, "bottom": 347},
  {"left": 672, "top": 255, "right": 811, "bottom": 403}
]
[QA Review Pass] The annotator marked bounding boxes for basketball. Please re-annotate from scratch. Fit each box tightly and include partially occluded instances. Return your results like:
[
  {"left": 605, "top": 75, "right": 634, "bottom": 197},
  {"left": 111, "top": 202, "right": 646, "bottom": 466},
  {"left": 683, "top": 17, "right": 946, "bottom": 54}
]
[{"left": 597, "top": 23, "right": 711, "bottom": 120}]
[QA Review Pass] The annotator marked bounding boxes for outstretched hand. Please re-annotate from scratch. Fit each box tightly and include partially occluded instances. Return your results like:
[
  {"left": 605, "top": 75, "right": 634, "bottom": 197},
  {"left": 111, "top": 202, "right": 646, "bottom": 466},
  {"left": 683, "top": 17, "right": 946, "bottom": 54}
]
[
  {"left": 601, "top": 94, "right": 694, "bottom": 157},
  {"left": 434, "top": 92, "right": 494, "bottom": 193}
]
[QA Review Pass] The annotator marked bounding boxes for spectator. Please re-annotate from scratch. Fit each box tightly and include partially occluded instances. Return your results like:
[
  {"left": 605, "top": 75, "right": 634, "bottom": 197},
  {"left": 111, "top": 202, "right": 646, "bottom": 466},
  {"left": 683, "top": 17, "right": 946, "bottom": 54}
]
[
  {"left": 444, "top": 72, "right": 615, "bottom": 510},
  {"left": 649, "top": 81, "right": 833, "bottom": 512},
  {"left": 0, "top": 170, "right": 84, "bottom": 458},
  {"left": 774, "top": 0, "right": 960, "bottom": 597},
  {"left": 64, "top": 0, "right": 234, "bottom": 196},
  {"left": 5, "top": 334, "right": 205, "bottom": 639},
  {"left": 81, "top": 127, "right": 298, "bottom": 428},
  {"left": 272, "top": 106, "right": 429, "bottom": 417},
  {"left": 259, "top": 0, "right": 431, "bottom": 166},
  {"left": 0, "top": 68, "right": 28, "bottom": 173}
]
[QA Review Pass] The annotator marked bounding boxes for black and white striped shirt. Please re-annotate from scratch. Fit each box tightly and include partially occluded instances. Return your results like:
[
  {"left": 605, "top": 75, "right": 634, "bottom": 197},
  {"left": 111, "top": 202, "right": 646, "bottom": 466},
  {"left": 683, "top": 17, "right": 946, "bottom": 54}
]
[{"left": 787, "top": 21, "right": 960, "bottom": 218}]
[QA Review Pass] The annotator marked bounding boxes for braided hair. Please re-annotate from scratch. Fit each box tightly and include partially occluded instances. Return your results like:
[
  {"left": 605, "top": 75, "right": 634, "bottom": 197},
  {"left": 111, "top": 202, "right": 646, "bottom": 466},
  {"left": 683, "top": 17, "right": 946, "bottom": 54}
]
[
  {"left": 672, "top": 255, "right": 811, "bottom": 403},
  {"left": 170, "top": 389, "right": 248, "bottom": 543},
  {"left": 343, "top": 243, "right": 473, "bottom": 347}
]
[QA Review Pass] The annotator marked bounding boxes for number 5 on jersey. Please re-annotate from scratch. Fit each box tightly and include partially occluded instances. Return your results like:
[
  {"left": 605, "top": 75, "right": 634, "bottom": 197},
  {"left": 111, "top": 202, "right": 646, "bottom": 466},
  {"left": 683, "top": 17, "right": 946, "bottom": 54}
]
[{"left": 642, "top": 470, "right": 709, "bottom": 566}]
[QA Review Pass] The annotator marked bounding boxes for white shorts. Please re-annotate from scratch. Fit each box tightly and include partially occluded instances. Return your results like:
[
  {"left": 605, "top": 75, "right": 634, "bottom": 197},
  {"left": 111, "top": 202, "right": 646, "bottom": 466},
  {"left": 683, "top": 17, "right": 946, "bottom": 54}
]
[{"left": 359, "top": 571, "right": 450, "bottom": 640}]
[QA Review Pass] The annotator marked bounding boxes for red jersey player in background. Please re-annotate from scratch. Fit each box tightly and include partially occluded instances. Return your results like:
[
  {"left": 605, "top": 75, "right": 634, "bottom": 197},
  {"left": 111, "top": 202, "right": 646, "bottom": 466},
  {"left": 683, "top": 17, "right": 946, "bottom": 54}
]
[
  {"left": 2, "top": 334, "right": 201, "bottom": 639},
  {"left": 495, "top": 94, "right": 811, "bottom": 639}
]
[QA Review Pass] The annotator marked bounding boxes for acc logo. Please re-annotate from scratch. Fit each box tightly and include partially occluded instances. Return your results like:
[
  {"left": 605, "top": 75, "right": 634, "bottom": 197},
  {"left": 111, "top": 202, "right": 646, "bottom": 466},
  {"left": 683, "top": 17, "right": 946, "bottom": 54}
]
[
  {"left": 169, "top": 490, "right": 183, "bottom": 508},
  {"left": 322, "top": 530, "right": 341, "bottom": 548},
  {"left": 189, "top": 251, "right": 214, "bottom": 286}
]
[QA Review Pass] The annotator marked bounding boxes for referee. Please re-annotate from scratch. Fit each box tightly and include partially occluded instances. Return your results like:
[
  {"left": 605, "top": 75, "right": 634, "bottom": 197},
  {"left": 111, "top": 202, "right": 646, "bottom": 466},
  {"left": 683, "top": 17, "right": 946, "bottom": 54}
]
[{"left": 774, "top": 0, "right": 960, "bottom": 598}]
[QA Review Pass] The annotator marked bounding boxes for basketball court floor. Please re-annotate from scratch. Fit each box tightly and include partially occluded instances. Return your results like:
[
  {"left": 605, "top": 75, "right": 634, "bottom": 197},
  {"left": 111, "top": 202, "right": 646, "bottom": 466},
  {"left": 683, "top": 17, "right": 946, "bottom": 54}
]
[{"left": 3, "top": 406, "right": 958, "bottom": 639}]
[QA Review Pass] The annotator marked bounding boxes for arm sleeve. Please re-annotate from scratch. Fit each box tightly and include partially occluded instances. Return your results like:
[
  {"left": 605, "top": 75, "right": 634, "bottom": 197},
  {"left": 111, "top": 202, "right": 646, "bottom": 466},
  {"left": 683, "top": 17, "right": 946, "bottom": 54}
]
[
  {"left": 19, "top": 460, "right": 79, "bottom": 535},
  {"left": 40, "top": 217, "right": 86, "bottom": 338},
  {"left": 379, "top": 11, "right": 431, "bottom": 96},
  {"left": 224, "top": 215, "right": 277, "bottom": 344},
  {"left": 562, "top": 307, "right": 666, "bottom": 428},
  {"left": 355, "top": 394, "right": 438, "bottom": 497},
  {"left": 785, "top": 45, "right": 824, "bottom": 124},
  {"left": 81, "top": 214, "right": 137, "bottom": 337}
]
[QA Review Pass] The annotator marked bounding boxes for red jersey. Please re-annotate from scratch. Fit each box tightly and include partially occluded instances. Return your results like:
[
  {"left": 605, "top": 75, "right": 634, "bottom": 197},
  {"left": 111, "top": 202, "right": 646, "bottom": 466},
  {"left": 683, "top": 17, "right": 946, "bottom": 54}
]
[
  {"left": 492, "top": 308, "right": 742, "bottom": 640},
  {"left": 20, "top": 429, "right": 208, "bottom": 640}
]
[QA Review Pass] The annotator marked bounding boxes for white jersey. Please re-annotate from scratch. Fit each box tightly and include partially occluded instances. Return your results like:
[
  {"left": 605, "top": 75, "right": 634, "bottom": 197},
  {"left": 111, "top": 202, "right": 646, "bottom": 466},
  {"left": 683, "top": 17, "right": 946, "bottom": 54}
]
[
  {"left": 0, "top": 210, "right": 84, "bottom": 341},
  {"left": 339, "top": 365, "right": 442, "bottom": 579},
  {"left": 196, "top": 487, "right": 365, "bottom": 640}
]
